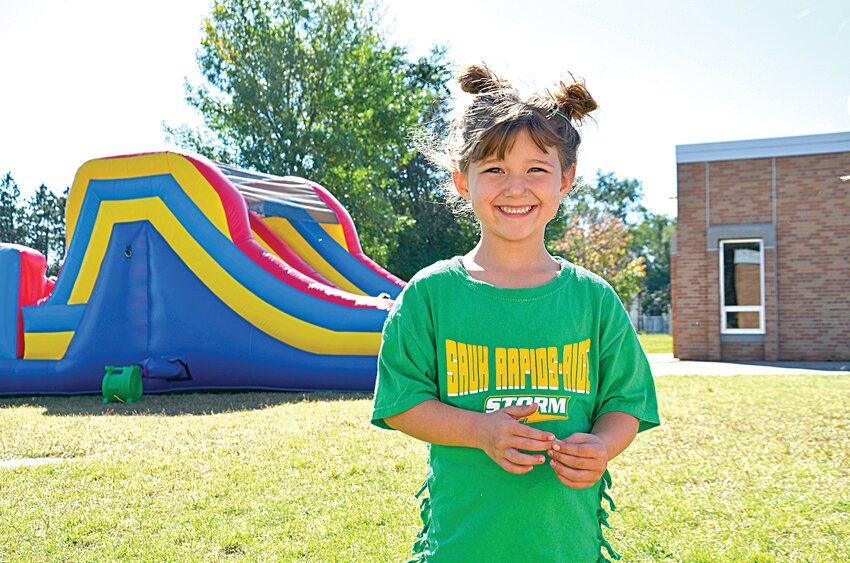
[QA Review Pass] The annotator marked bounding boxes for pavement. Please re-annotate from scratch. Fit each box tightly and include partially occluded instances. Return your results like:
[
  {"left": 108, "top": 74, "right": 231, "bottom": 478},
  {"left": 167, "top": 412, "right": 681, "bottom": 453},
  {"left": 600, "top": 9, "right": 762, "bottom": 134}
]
[{"left": 646, "top": 353, "right": 850, "bottom": 376}]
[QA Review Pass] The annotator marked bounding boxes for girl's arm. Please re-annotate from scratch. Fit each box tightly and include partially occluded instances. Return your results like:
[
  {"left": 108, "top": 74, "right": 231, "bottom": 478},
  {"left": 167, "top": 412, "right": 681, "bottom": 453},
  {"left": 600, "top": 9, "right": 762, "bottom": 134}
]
[
  {"left": 547, "top": 411, "right": 639, "bottom": 489},
  {"left": 385, "top": 399, "right": 557, "bottom": 474}
]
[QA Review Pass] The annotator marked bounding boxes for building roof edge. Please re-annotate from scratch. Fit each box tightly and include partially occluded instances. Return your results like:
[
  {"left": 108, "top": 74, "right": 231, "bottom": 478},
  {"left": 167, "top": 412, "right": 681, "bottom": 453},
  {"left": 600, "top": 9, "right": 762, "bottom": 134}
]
[{"left": 676, "top": 131, "right": 850, "bottom": 163}]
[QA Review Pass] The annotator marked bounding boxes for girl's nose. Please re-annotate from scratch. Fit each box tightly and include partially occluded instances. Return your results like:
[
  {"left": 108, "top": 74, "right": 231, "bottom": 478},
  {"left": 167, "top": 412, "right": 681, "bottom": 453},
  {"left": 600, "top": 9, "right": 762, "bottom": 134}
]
[{"left": 503, "top": 175, "right": 528, "bottom": 196}]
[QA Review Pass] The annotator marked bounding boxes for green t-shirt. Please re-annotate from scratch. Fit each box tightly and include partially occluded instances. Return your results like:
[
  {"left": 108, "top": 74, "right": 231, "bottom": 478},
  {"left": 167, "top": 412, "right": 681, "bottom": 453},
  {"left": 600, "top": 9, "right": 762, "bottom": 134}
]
[{"left": 371, "top": 257, "right": 659, "bottom": 562}]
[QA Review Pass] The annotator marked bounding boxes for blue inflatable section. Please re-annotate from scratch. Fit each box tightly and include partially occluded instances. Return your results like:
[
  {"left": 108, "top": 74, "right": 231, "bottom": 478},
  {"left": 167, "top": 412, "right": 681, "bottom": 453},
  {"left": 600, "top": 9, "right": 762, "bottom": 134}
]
[{"left": 0, "top": 248, "right": 20, "bottom": 360}]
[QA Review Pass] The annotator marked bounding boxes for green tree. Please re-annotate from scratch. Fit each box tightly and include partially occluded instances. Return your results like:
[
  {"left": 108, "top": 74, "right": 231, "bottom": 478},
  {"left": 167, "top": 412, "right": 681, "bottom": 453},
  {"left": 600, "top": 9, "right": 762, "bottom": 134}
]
[
  {"left": 549, "top": 171, "right": 647, "bottom": 302},
  {"left": 383, "top": 56, "right": 478, "bottom": 279},
  {"left": 557, "top": 170, "right": 644, "bottom": 226},
  {"left": 167, "top": 0, "right": 452, "bottom": 265},
  {"left": 552, "top": 213, "right": 646, "bottom": 303},
  {"left": 48, "top": 186, "right": 69, "bottom": 276},
  {"left": 545, "top": 171, "right": 644, "bottom": 257},
  {"left": 0, "top": 172, "right": 26, "bottom": 245},
  {"left": 631, "top": 212, "right": 675, "bottom": 315},
  {"left": 22, "top": 184, "right": 66, "bottom": 275}
]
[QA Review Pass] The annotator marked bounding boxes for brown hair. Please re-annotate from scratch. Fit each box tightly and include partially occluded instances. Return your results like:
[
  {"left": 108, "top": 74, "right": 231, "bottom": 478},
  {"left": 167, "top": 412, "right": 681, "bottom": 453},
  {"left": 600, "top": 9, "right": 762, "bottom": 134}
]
[
  {"left": 419, "top": 63, "right": 597, "bottom": 213},
  {"left": 451, "top": 63, "right": 596, "bottom": 172}
]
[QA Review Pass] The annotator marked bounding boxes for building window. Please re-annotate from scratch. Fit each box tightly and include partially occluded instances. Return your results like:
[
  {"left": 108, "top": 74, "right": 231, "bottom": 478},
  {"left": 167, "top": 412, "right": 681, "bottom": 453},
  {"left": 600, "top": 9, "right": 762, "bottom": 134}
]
[{"left": 720, "top": 239, "right": 764, "bottom": 334}]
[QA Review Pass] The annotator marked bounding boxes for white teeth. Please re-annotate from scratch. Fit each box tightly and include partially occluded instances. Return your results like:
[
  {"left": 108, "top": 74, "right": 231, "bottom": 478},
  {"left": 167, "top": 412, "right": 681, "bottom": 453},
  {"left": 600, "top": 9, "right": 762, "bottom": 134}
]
[{"left": 500, "top": 206, "right": 533, "bottom": 215}]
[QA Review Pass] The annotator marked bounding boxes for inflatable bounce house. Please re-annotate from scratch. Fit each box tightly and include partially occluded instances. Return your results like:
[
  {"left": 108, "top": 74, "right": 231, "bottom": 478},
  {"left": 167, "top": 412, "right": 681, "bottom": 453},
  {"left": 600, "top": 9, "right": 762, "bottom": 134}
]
[{"left": 0, "top": 152, "right": 405, "bottom": 396}]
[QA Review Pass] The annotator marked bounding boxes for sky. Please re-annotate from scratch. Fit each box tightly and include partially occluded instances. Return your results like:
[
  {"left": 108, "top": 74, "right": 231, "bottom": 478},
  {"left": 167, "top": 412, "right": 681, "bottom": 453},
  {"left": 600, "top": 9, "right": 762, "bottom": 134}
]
[{"left": 1, "top": 0, "right": 848, "bottom": 218}]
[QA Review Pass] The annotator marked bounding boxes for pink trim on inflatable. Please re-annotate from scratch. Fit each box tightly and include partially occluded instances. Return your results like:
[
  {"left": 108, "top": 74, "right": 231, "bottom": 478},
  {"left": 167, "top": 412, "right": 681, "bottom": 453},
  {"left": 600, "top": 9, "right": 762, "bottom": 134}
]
[
  {"left": 182, "top": 154, "right": 254, "bottom": 244},
  {"left": 247, "top": 210, "right": 335, "bottom": 287},
  {"left": 307, "top": 180, "right": 406, "bottom": 289}
]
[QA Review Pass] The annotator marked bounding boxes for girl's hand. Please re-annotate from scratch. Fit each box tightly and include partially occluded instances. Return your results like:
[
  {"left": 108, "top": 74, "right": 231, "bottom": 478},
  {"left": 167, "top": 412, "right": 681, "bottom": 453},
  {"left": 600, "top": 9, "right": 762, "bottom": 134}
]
[
  {"left": 477, "top": 404, "right": 556, "bottom": 474},
  {"left": 548, "top": 433, "right": 609, "bottom": 489}
]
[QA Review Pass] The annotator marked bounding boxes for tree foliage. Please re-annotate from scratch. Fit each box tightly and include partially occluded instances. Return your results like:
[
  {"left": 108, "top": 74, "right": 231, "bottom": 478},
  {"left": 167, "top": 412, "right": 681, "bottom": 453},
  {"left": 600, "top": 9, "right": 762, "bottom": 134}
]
[
  {"left": 381, "top": 60, "right": 478, "bottom": 279},
  {"left": 561, "top": 170, "right": 645, "bottom": 225},
  {"left": 0, "top": 173, "right": 25, "bottom": 245},
  {"left": 549, "top": 171, "right": 647, "bottom": 302},
  {"left": 23, "top": 184, "right": 67, "bottom": 275},
  {"left": 552, "top": 213, "right": 646, "bottom": 304},
  {"left": 167, "top": 0, "right": 465, "bottom": 266},
  {"left": 631, "top": 211, "right": 675, "bottom": 315},
  {"left": 0, "top": 173, "right": 67, "bottom": 276}
]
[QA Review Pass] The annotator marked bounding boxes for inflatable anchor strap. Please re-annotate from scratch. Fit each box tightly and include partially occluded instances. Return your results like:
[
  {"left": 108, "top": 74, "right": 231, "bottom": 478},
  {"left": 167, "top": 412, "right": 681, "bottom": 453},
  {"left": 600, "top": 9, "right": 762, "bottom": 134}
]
[{"left": 140, "top": 357, "right": 192, "bottom": 381}]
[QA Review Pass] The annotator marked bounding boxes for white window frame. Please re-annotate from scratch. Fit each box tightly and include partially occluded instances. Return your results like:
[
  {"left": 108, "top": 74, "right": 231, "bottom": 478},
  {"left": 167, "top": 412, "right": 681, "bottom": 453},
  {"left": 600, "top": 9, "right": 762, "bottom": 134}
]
[{"left": 719, "top": 238, "right": 765, "bottom": 334}]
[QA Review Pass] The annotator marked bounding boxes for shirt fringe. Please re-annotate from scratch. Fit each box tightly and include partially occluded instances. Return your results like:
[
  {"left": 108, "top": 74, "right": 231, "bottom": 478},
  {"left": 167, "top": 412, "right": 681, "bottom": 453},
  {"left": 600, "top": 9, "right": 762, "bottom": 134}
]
[
  {"left": 597, "top": 469, "right": 622, "bottom": 562},
  {"left": 407, "top": 479, "right": 431, "bottom": 562}
]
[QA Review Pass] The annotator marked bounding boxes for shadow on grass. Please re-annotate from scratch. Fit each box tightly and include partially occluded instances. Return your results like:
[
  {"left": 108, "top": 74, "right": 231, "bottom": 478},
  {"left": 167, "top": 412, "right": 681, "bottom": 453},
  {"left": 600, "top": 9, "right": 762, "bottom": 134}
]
[{"left": 0, "top": 390, "right": 370, "bottom": 417}]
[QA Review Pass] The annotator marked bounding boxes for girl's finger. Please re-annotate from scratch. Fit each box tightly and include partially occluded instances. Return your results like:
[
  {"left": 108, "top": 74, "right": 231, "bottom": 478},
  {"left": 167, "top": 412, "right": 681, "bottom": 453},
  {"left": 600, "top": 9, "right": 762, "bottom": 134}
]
[
  {"left": 553, "top": 441, "right": 597, "bottom": 458},
  {"left": 550, "top": 459, "right": 600, "bottom": 483},
  {"left": 510, "top": 436, "right": 555, "bottom": 452},
  {"left": 504, "top": 448, "right": 547, "bottom": 467},
  {"left": 498, "top": 456, "right": 538, "bottom": 474},
  {"left": 513, "top": 423, "right": 556, "bottom": 442},
  {"left": 547, "top": 450, "right": 596, "bottom": 470}
]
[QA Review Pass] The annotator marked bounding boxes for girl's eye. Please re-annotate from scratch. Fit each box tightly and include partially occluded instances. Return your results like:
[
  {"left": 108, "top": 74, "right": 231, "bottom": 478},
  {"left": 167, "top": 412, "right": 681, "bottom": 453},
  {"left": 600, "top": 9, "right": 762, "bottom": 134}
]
[
  {"left": 529, "top": 167, "right": 548, "bottom": 173},
  {"left": 484, "top": 167, "right": 503, "bottom": 174}
]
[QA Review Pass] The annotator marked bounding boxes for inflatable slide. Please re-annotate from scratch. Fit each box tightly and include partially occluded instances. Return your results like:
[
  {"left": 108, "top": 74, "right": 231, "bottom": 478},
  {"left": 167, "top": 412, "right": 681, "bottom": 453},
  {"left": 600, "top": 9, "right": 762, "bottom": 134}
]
[{"left": 0, "top": 152, "right": 405, "bottom": 395}]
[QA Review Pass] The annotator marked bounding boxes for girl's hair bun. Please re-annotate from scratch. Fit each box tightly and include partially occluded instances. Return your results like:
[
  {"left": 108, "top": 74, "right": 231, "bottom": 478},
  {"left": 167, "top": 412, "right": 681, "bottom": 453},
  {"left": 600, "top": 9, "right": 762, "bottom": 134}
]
[
  {"left": 456, "top": 63, "right": 512, "bottom": 94},
  {"left": 551, "top": 76, "right": 598, "bottom": 123}
]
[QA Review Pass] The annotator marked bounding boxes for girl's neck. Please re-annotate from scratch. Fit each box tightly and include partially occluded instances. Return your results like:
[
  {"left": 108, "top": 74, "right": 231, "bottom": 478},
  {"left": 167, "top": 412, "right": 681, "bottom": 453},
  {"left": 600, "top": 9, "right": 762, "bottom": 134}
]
[{"left": 462, "top": 240, "right": 561, "bottom": 289}]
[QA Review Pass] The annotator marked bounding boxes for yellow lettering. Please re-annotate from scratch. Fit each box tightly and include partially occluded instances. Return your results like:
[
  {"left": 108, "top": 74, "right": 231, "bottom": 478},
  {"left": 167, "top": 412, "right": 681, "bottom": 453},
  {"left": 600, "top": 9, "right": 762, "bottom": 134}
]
[
  {"left": 496, "top": 348, "right": 507, "bottom": 390},
  {"left": 478, "top": 345, "right": 489, "bottom": 392},
  {"left": 547, "top": 346, "right": 559, "bottom": 390},
  {"left": 562, "top": 344, "right": 574, "bottom": 392},
  {"left": 508, "top": 348, "right": 520, "bottom": 389},
  {"left": 445, "top": 340, "right": 458, "bottom": 397},
  {"left": 534, "top": 348, "right": 548, "bottom": 389},
  {"left": 468, "top": 344, "right": 478, "bottom": 394},
  {"left": 458, "top": 342, "right": 469, "bottom": 395},
  {"left": 578, "top": 339, "right": 591, "bottom": 393},
  {"left": 520, "top": 349, "right": 532, "bottom": 390},
  {"left": 572, "top": 342, "right": 580, "bottom": 391}
]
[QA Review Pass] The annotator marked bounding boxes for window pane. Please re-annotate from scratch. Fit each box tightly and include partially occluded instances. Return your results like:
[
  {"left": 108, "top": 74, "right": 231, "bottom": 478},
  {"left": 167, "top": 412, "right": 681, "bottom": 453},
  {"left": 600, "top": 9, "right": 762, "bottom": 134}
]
[
  {"left": 723, "top": 241, "right": 761, "bottom": 306},
  {"left": 726, "top": 311, "right": 760, "bottom": 329}
]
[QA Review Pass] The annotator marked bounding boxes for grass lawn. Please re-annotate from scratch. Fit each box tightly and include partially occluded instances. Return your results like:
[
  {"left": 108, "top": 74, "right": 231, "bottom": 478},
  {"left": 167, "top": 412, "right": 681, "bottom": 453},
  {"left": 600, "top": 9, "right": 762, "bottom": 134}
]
[
  {"left": 1, "top": 375, "right": 848, "bottom": 561},
  {"left": 639, "top": 333, "right": 673, "bottom": 354}
]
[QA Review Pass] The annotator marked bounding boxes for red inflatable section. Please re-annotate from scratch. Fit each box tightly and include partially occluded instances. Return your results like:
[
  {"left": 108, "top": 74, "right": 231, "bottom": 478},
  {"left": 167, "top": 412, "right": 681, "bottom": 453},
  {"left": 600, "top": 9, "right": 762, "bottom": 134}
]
[
  {"left": 0, "top": 244, "right": 54, "bottom": 358},
  {"left": 308, "top": 180, "right": 406, "bottom": 289}
]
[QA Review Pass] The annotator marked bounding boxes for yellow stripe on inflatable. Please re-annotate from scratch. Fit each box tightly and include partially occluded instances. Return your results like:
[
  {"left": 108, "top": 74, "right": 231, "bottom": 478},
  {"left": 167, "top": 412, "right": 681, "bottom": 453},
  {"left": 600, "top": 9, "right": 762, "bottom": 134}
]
[
  {"left": 251, "top": 228, "right": 279, "bottom": 257},
  {"left": 263, "top": 217, "right": 366, "bottom": 296},
  {"left": 70, "top": 197, "right": 165, "bottom": 304},
  {"left": 66, "top": 153, "right": 232, "bottom": 249},
  {"left": 68, "top": 198, "right": 379, "bottom": 356},
  {"left": 23, "top": 332, "right": 74, "bottom": 360},
  {"left": 320, "top": 223, "right": 349, "bottom": 250}
]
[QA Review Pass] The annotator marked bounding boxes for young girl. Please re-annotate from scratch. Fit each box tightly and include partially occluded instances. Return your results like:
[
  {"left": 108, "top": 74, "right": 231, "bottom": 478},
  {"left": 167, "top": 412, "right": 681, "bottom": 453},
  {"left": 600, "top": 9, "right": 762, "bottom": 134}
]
[{"left": 371, "top": 64, "right": 659, "bottom": 562}]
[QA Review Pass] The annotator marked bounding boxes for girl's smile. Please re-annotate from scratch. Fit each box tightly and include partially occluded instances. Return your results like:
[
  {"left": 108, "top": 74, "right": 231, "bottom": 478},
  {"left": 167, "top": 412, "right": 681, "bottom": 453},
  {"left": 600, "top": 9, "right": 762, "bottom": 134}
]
[{"left": 498, "top": 205, "right": 535, "bottom": 215}]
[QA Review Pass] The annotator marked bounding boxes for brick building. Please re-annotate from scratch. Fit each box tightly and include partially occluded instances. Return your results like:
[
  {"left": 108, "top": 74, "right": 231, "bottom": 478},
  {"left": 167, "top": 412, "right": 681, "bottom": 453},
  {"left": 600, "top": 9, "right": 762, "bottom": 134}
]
[{"left": 672, "top": 132, "right": 850, "bottom": 361}]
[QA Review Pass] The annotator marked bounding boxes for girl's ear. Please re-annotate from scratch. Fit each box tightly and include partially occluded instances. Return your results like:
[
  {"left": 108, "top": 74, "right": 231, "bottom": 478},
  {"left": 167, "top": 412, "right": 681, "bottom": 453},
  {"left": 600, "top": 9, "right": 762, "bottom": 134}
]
[
  {"left": 453, "top": 170, "right": 471, "bottom": 200},
  {"left": 560, "top": 164, "right": 577, "bottom": 197}
]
